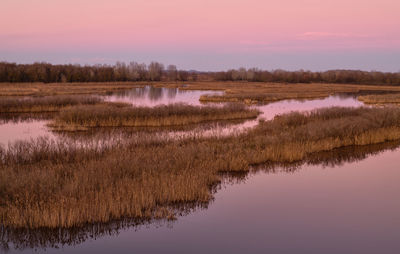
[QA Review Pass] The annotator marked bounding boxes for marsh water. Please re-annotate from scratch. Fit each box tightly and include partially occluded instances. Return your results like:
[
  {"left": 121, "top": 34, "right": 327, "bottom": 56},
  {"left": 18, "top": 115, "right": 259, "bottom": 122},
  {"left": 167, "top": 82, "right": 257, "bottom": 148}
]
[
  {"left": 2, "top": 87, "right": 400, "bottom": 254},
  {"left": 0, "top": 86, "right": 362, "bottom": 146}
]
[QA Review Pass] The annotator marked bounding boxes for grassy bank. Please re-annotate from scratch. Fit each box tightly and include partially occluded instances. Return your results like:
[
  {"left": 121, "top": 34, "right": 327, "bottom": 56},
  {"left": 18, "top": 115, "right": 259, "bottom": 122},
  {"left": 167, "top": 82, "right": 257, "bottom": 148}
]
[
  {"left": 50, "top": 103, "right": 260, "bottom": 130},
  {"left": 2, "top": 106, "right": 400, "bottom": 229},
  {"left": 0, "top": 82, "right": 144, "bottom": 96},
  {"left": 358, "top": 93, "right": 400, "bottom": 104},
  {"left": 3, "top": 81, "right": 400, "bottom": 103},
  {"left": 0, "top": 96, "right": 101, "bottom": 113}
]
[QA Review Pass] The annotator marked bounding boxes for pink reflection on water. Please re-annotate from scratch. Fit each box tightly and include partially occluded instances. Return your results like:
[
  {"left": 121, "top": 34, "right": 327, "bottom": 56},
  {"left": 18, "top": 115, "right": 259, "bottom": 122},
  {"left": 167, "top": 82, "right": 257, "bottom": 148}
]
[
  {"left": 0, "top": 93, "right": 364, "bottom": 146},
  {"left": 104, "top": 86, "right": 223, "bottom": 106},
  {"left": 257, "top": 95, "right": 364, "bottom": 121},
  {"left": 0, "top": 120, "right": 54, "bottom": 147},
  {"left": 195, "top": 95, "right": 364, "bottom": 138}
]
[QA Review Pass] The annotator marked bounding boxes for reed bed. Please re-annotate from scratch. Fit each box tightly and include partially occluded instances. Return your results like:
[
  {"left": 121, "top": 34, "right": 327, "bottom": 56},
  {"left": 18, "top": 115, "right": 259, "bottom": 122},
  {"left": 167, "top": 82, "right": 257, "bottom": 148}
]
[
  {"left": 50, "top": 103, "right": 260, "bottom": 129},
  {"left": 2, "top": 107, "right": 400, "bottom": 229},
  {"left": 0, "top": 96, "right": 101, "bottom": 113},
  {"left": 0, "top": 82, "right": 144, "bottom": 96},
  {"left": 2, "top": 139, "right": 400, "bottom": 251},
  {"left": 358, "top": 93, "right": 400, "bottom": 104}
]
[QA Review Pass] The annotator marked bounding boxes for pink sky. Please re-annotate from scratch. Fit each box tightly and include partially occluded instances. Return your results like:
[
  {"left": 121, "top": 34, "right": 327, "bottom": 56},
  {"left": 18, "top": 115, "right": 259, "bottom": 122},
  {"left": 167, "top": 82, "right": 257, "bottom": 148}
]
[{"left": 1, "top": 0, "right": 399, "bottom": 71}]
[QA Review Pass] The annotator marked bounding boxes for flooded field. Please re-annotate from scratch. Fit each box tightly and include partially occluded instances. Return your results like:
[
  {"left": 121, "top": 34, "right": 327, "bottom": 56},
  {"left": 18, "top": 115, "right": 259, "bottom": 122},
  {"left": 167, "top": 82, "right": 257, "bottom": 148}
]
[
  {"left": 1, "top": 86, "right": 399, "bottom": 254},
  {"left": 0, "top": 87, "right": 363, "bottom": 146}
]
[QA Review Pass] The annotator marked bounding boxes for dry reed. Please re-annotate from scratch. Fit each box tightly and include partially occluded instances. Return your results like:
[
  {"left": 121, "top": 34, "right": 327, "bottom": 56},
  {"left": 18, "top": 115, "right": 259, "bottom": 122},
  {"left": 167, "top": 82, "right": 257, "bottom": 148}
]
[
  {"left": 0, "top": 96, "right": 101, "bottom": 113},
  {"left": 358, "top": 93, "right": 400, "bottom": 104},
  {"left": 51, "top": 103, "right": 260, "bottom": 129},
  {"left": 2, "top": 140, "right": 400, "bottom": 250},
  {"left": 2, "top": 106, "right": 400, "bottom": 229},
  {"left": 0, "top": 82, "right": 144, "bottom": 96}
]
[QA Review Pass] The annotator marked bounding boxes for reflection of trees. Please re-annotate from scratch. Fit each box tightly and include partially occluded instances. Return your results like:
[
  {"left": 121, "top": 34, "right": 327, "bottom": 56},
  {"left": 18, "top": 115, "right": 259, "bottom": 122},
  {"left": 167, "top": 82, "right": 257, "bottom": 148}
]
[
  {"left": 109, "top": 86, "right": 179, "bottom": 102},
  {"left": 129, "top": 87, "right": 147, "bottom": 99},
  {"left": 112, "top": 87, "right": 147, "bottom": 100},
  {"left": 1, "top": 140, "right": 399, "bottom": 251},
  {"left": 167, "top": 88, "right": 178, "bottom": 99},
  {"left": 147, "top": 87, "right": 164, "bottom": 101}
]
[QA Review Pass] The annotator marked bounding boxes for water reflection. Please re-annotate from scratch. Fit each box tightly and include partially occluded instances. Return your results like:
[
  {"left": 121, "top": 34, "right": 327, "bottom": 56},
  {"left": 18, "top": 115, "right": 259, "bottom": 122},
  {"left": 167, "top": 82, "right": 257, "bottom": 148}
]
[
  {"left": 0, "top": 87, "right": 366, "bottom": 146},
  {"left": 104, "top": 86, "right": 223, "bottom": 106},
  {"left": 2, "top": 140, "right": 399, "bottom": 252},
  {"left": 0, "top": 87, "right": 223, "bottom": 146},
  {"left": 252, "top": 140, "right": 400, "bottom": 174},
  {"left": 0, "top": 204, "right": 207, "bottom": 252},
  {"left": 0, "top": 120, "right": 54, "bottom": 147},
  {"left": 197, "top": 95, "right": 364, "bottom": 137}
]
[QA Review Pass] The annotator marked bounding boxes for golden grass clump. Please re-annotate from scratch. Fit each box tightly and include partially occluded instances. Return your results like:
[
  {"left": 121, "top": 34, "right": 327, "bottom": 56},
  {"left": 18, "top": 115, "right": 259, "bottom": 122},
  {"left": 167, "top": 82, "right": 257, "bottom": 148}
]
[
  {"left": 0, "top": 82, "right": 144, "bottom": 96},
  {"left": 2, "top": 106, "right": 400, "bottom": 229},
  {"left": 0, "top": 96, "right": 101, "bottom": 113},
  {"left": 2, "top": 140, "right": 400, "bottom": 251},
  {"left": 358, "top": 93, "right": 400, "bottom": 104},
  {"left": 51, "top": 103, "right": 260, "bottom": 129}
]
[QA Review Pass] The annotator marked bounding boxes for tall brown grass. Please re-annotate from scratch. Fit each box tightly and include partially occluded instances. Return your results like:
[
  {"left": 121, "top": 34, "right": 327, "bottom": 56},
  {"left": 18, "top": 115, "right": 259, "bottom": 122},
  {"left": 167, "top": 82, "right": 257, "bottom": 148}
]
[
  {"left": 0, "top": 96, "right": 101, "bottom": 113},
  {"left": 1, "top": 140, "right": 400, "bottom": 251},
  {"left": 0, "top": 82, "right": 144, "bottom": 96},
  {"left": 51, "top": 103, "right": 260, "bottom": 129},
  {"left": 358, "top": 93, "right": 400, "bottom": 104},
  {"left": 2, "top": 107, "right": 400, "bottom": 230}
]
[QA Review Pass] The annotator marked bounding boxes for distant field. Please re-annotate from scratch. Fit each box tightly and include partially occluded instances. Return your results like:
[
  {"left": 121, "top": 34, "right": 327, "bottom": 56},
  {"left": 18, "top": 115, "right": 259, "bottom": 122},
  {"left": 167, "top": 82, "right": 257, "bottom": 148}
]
[
  {"left": 0, "top": 82, "right": 144, "bottom": 96},
  {"left": 359, "top": 93, "right": 400, "bottom": 104},
  {"left": 167, "top": 82, "right": 400, "bottom": 104},
  {"left": 3, "top": 81, "right": 400, "bottom": 104}
]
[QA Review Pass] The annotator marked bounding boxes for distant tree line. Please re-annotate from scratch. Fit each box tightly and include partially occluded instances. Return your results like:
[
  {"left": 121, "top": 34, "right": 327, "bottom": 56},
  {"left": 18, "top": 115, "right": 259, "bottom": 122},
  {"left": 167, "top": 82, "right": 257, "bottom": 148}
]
[
  {"left": 1, "top": 61, "right": 399, "bottom": 85},
  {"left": 213, "top": 68, "right": 400, "bottom": 85},
  {"left": 0, "top": 62, "right": 196, "bottom": 83}
]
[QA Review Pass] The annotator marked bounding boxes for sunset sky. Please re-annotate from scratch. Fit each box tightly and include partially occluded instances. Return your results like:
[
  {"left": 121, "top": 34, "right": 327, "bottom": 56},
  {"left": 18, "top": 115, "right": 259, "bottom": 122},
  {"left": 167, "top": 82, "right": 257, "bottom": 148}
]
[{"left": 1, "top": 0, "right": 399, "bottom": 71}]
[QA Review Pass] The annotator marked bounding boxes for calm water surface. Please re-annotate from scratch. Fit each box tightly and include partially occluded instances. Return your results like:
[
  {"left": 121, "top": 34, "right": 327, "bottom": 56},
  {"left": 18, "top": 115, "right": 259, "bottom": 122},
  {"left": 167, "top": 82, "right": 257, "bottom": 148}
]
[{"left": 104, "top": 86, "right": 223, "bottom": 106}]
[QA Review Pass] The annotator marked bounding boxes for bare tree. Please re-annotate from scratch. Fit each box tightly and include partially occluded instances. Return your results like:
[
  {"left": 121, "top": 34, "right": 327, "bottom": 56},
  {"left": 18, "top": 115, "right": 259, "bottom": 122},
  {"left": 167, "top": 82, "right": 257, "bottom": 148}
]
[
  {"left": 148, "top": 62, "right": 164, "bottom": 81},
  {"left": 167, "top": 65, "right": 178, "bottom": 81}
]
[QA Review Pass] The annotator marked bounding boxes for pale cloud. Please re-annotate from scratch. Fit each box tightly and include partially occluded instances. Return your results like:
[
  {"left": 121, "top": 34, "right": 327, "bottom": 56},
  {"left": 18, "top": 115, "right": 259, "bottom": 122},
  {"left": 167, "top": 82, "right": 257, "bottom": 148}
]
[{"left": 297, "top": 32, "right": 370, "bottom": 40}]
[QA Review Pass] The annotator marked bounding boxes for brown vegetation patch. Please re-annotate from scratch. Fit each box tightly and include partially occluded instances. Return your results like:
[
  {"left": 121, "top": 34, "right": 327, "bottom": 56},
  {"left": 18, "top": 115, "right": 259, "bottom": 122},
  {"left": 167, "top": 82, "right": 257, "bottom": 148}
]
[
  {"left": 2, "top": 107, "right": 400, "bottom": 229},
  {"left": 1, "top": 139, "right": 400, "bottom": 250},
  {"left": 358, "top": 93, "right": 400, "bottom": 105},
  {"left": 0, "top": 82, "right": 144, "bottom": 97},
  {"left": 0, "top": 96, "right": 101, "bottom": 113},
  {"left": 50, "top": 103, "right": 260, "bottom": 129}
]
